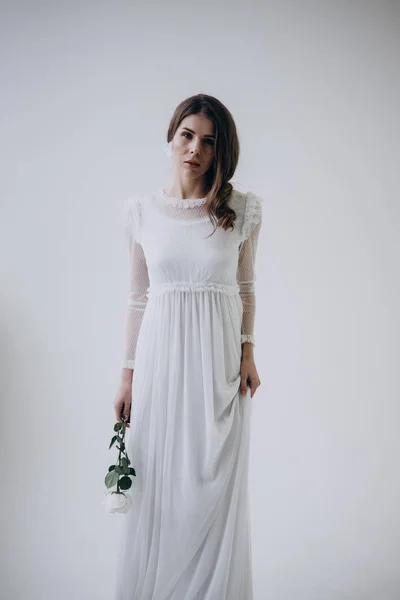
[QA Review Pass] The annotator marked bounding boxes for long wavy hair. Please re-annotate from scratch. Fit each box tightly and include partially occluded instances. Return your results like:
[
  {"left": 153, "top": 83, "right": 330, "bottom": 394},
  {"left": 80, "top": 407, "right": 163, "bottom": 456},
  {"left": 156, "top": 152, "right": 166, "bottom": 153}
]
[{"left": 166, "top": 93, "right": 240, "bottom": 236}]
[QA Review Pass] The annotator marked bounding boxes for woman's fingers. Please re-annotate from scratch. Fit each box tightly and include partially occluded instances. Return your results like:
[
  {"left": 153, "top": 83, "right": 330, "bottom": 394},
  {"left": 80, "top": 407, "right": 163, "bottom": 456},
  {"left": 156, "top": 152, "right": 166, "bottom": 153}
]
[
  {"left": 241, "top": 374, "right": 248, "bottom": 396},
  {"left": 249, "top": 374, "right": 261, "bottom": 398},
  {"left": 122, "top": 404, "right": 131, "bottom": 428},
  {"left": 114, "top": 401, "right": 131, "bottom": 427},
  {"left": 124, "top": 405, "right": 131, "bottom": 428},
  {"left": 249, "top": 378, "right": 258, "bottom": 398}
]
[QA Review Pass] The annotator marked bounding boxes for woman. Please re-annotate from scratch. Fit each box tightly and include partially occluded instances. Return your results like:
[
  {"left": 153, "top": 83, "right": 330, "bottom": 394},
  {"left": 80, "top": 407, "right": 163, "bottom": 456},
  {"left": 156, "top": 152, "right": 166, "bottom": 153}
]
[{"left": 113, "top": 93, "right": 263, "bottom": 599}]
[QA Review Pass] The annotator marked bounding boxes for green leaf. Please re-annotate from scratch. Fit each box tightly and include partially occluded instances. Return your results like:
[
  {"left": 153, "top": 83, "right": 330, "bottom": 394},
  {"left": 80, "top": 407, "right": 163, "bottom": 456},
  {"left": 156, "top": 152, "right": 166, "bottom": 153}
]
[
  {"left": 108, "top": 465, "right": 116, "bottom": 472},
  {"left": 119, "top": 476, "right": 132, "bottom": 490},
  {"left": 105, "top": 469, "right": 119, "bottom": 488},
  {"left": 109, "top": 435, "right": 117, "bottom": 449},
  {"left": 129, "top": 467, "right": 136, "bottom": 476},
  {"left": 114, "top": 422, "right": 122, "bottom": 432}
]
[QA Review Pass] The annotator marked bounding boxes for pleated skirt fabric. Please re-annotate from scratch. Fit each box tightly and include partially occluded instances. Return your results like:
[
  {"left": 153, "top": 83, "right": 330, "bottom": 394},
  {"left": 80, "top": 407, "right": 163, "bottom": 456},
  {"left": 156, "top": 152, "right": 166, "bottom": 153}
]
[{"left": 114, "top": 288, "right": 253, "bottom": 600}]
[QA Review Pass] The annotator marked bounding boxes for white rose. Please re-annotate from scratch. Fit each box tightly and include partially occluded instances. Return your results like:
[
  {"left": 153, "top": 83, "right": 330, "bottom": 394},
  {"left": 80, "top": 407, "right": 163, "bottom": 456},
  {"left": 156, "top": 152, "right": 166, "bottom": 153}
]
[{"left": 102, "top": 491, "right": 132, "bottom": 514}]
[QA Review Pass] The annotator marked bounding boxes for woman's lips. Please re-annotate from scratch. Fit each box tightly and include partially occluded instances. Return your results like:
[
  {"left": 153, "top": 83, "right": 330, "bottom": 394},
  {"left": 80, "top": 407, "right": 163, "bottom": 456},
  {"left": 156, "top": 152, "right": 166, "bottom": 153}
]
[{"left": 185, "top": 161, "right": 200, "bottom": 168}]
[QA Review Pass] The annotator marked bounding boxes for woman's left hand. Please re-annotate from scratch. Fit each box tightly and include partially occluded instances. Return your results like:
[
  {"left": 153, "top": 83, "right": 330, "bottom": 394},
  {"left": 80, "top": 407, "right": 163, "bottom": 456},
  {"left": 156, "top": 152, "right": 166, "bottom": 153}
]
[{"left": 240, "top": 344, "right": 261, "bottom": 398}]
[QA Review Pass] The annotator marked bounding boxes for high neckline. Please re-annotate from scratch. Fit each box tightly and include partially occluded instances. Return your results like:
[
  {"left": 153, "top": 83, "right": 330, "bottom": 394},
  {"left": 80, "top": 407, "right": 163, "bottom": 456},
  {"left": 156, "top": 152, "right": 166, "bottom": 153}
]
[{"left": 158, "top": 187, "right": 207, "bottom": 209}]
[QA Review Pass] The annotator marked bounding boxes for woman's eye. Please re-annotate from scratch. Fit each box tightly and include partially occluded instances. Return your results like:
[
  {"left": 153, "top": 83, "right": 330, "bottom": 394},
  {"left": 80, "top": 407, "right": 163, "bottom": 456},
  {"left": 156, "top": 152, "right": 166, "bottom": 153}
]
[{"left": 181, "top": 132, "right": 214, "bottom": 146}]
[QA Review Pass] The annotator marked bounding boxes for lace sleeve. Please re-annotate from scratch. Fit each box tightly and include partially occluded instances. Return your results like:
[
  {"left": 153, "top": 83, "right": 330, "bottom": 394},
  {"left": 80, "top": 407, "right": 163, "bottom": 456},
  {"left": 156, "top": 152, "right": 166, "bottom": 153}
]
[
  {"left": 121, "top": 198, "right": 149, "bottom": 370},
  {"left": 237, "top": 192, "right": 263, "bottom": 346}
]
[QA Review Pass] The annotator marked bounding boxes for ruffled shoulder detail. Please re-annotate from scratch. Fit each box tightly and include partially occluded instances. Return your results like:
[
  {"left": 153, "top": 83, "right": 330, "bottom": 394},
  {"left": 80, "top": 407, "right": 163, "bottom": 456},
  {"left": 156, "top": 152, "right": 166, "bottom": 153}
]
[
  {"left": 241, "top": 191, "right": 263, "bottom": 240},
  {"left": 122, "top": 196, "right": 142, "bottom": 244}
]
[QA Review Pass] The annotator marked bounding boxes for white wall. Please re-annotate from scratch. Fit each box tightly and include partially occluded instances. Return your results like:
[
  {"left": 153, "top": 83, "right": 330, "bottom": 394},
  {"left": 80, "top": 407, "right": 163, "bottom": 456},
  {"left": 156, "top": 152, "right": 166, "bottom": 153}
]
[{"left": 1, "top": 1, "right": 399, "bottom": 599}]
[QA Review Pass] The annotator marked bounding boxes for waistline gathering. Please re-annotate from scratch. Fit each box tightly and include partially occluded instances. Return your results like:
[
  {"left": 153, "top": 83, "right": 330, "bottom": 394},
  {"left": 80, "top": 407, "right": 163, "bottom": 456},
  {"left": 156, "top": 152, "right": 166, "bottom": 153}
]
[{"left": 145, "top": 281, "right": 240, "bottom": 299}]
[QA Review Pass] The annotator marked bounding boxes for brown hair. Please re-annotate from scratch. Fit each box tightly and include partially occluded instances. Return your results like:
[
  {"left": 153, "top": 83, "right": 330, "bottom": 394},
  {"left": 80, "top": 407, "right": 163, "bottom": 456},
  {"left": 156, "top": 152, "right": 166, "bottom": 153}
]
[{"left": 166, "top": 93, "right": 240, "bottom": 236}]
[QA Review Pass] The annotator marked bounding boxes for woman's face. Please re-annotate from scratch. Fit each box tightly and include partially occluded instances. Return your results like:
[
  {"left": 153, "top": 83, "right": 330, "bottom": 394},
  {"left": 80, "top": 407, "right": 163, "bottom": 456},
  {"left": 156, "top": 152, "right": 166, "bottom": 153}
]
[{"left": 171, "top": 114, "right": 216, "bottom": 181}]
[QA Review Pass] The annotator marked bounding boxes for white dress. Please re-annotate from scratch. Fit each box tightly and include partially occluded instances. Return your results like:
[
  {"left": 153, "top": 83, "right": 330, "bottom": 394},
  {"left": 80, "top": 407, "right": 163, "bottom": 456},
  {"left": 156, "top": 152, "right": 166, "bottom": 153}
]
[{"left": 115, "top": 187, "right": 263, "bottom": 600}]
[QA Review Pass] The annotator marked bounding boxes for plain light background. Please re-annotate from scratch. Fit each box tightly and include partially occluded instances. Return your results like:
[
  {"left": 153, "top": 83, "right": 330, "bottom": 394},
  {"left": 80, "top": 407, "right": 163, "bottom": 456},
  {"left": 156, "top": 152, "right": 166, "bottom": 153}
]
[{"left": 1, "top": 1, "right": 399, "bottom": 599}]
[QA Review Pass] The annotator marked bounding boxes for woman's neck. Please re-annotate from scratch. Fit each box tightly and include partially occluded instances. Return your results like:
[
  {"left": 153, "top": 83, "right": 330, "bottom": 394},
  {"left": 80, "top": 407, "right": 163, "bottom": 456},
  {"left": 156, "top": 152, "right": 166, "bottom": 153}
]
[{"left": 164, "top": 181, "right": 208, "bottom": 200}]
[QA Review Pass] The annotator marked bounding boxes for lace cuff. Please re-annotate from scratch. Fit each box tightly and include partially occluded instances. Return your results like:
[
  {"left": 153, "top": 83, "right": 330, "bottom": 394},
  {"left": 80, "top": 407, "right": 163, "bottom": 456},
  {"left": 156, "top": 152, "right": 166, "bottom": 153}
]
[
  {"left": 241, "top": 334, "right": 255, "bottom": 346},
  {"left": 122, "top": 359, "right": 135, "bottom": 370}
]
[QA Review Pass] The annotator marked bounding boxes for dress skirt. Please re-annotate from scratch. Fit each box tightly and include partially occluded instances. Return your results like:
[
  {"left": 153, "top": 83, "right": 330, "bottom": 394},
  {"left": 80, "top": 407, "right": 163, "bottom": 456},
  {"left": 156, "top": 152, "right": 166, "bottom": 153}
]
[{"left": 114, "top": 284, "right": 253, "bottom": 600}]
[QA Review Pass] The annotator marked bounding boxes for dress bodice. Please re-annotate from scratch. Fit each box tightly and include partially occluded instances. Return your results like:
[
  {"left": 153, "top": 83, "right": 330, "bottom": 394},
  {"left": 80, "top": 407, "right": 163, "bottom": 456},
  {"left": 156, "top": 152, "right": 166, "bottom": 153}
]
[{"left": 121, "top": 188, "right": 263, "bottom": 369}]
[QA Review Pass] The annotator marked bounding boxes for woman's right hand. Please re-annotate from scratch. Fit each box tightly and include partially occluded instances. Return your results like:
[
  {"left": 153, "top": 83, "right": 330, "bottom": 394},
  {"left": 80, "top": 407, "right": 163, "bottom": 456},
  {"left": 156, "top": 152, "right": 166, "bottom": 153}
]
[{"left": 113, "top": 381, "right": 132, "bottom": 428}]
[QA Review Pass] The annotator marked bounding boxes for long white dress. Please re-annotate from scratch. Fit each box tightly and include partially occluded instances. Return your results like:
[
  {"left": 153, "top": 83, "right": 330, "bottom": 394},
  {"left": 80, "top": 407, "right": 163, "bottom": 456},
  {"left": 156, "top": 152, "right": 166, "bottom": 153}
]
[{"left": 115, "top": 187, "right": 263, "bottom": 600}]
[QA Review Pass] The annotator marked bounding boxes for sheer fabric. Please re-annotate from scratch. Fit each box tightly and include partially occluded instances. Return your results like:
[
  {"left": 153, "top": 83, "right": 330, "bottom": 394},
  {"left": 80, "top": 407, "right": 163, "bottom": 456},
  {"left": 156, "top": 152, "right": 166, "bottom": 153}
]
[
  {"left": 121, "top": 222, "right": 149, "bottom": 370},
  {"left": 122, "top": 188, "right": 262, "bottom": 369},
  {"left": 115, "top": 187, "right": 263, "bottom": 600}
]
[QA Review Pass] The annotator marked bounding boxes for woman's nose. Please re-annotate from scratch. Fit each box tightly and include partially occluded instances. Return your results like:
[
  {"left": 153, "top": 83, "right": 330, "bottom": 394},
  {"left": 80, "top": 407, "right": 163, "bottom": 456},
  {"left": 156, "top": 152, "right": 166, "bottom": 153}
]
[{"left": 191, "top": 140, "right": 201, "bottom": 155}]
